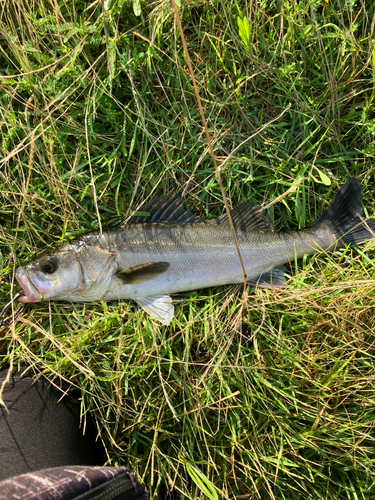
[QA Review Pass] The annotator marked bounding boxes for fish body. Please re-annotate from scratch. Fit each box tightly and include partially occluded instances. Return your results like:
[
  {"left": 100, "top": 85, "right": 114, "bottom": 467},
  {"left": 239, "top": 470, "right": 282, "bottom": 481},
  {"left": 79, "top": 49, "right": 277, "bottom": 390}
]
[
  {"left": 15, "top": 178, "right": 375, "bottom": 324},
  {"left": 78, "top": 223, "right": 334, "bottom": 299}
]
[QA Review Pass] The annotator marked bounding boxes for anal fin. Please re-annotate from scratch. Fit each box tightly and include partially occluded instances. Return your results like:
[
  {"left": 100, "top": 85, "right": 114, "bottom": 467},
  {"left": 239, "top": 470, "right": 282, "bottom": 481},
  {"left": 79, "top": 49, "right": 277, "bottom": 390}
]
[
  {"left": 248, "top": 266, "right": 286, "bottom": 288},
  {"left": 134, "top": 295, "right": 174, "bottom": 325}
]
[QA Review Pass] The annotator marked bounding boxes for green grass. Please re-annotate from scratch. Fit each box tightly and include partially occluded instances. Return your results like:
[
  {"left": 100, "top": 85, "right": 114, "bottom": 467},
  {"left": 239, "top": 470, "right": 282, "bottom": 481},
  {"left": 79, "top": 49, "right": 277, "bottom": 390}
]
[{"left": 1, "top": 0, "right": 375, "bottom": 498}]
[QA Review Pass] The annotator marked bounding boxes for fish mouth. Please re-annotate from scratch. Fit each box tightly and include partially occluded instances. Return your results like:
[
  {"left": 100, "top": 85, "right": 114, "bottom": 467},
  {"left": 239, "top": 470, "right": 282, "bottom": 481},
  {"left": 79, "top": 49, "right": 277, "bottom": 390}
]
[{"left": 15, "top": 267, "right": 44, "bottom": 303}]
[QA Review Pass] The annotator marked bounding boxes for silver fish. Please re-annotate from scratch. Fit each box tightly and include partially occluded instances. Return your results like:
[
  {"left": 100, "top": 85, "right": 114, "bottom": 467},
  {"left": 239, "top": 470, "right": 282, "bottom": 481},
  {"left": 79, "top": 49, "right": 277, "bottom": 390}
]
[{"left": 14, "top": 178, "right": 375, "bottom": 325}]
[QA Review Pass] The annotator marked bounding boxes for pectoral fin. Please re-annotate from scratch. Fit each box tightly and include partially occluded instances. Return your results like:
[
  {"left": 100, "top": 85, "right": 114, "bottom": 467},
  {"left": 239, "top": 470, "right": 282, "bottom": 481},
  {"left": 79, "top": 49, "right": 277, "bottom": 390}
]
[
  {"left": 116, "top": 262, "right": 170, "bottom": 284},
  {"left": 134, "top": 295, "right": 174, "bottom": 325}
]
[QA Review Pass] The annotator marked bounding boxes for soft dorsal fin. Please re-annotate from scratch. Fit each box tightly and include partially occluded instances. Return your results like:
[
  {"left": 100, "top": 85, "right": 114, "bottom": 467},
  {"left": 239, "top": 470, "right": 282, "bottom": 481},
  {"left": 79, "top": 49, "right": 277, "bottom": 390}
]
[
  {"left": 217, "top": 199, "right": 273, "bottom": 232},
  {"left": 126, "top": 193, "right": 200, "bottom": 224}
]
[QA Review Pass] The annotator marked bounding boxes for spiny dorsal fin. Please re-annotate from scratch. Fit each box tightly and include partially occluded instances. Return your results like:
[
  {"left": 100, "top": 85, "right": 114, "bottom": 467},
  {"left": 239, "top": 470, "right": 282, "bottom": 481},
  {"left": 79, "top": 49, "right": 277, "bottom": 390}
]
[
  {"left": 217, "top": 199, "right": 273, "bottom": 232},
  {"left": 116, "top": 262, "right": 170, "bottom": 284},
  {"left": 126, "top": 193, "right": 200, "bottom": 224}
]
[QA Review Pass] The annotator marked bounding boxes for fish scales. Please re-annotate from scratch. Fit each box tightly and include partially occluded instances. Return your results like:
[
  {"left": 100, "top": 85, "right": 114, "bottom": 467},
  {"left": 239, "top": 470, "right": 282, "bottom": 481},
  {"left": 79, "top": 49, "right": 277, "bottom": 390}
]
[{"left": 61, "top": 221, "right": 340, "bottom": 299}]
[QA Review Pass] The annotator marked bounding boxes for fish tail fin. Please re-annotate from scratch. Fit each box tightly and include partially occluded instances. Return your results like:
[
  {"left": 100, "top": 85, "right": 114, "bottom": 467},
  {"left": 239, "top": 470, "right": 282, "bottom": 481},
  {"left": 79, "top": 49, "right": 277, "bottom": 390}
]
[{"left": 314, "top": 177, "right": 375, "bottom": 246}]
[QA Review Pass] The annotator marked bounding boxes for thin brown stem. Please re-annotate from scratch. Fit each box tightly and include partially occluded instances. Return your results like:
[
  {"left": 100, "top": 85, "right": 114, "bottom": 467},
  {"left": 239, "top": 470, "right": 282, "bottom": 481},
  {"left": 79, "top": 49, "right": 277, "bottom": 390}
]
[{"left": 170, "top": 0, "right": 248, "bottom": 289}]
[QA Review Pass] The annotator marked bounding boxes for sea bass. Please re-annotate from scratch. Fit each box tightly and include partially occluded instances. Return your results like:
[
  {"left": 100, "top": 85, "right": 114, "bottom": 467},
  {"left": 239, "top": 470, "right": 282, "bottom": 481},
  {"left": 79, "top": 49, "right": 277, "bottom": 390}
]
[{"left": 14, "top": 178, "right": 375, "bottom": 324}]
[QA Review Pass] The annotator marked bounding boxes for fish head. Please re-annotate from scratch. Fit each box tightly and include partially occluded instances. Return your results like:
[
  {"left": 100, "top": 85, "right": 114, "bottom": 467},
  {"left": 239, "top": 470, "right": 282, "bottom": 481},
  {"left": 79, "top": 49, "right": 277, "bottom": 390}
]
[
  {"left": 15, "top": 243, "right": 117, "bottom": 303},
  {"left": 15, "top": 245, "right": 86, "bottom": 303}
]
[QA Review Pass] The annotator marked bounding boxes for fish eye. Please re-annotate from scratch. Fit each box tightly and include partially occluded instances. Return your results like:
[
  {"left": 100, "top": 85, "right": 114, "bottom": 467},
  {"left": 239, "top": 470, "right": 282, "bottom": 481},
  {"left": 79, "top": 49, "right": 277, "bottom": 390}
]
[{"left": 40, "top": 258, "right": 57, "bottom": 274}]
